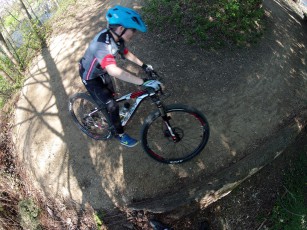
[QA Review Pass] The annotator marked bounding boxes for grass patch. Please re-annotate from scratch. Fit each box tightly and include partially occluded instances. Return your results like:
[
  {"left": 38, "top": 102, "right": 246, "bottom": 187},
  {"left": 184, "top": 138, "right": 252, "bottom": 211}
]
[
  {"left": 19, "top": 198, "right": 41, "bottom": 229},
  {"left": 268, "top": 151, "right": 307, "bottom": 229},
  {"left": 142, "top": 0, "right": 265, "bottom": 48},
  {"left": 94, "top": 209, "right": 105, "bottom": 228},
  {"left": 0, "top": 0, "right": 76, "bottom": 109}
]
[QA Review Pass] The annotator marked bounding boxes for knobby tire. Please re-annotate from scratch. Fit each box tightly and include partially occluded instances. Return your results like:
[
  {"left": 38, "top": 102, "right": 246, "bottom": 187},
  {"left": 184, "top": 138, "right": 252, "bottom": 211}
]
[
  {"left": 68, "top": 93, "right": 112, "bottom": 140},
  {"left": 141, "top": 104, "right": 210, "bottom": 164}
]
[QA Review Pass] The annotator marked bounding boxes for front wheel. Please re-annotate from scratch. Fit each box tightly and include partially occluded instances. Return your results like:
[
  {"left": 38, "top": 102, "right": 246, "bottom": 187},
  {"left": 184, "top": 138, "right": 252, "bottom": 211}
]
[
  {"left": 68, "top": 93, "right": 112, "bottom": 140},
  {"left": 141, "top": 104, "right": 210, "bottom": 164}
]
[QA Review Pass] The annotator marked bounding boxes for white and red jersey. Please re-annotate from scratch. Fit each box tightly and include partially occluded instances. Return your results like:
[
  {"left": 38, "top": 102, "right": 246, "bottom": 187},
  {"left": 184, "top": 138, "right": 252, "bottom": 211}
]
[{"left": 80, "top": 29, "right": 128, "bottom": 81}]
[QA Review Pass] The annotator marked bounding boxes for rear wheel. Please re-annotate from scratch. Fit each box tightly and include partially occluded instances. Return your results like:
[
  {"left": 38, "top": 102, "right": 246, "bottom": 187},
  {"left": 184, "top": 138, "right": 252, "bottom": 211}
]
[
  {"left": 68, "top": 93, "right": 112, "bottom": 140},
  {"left": 141, "top": 104, "right": 210, "bottom": 164}
]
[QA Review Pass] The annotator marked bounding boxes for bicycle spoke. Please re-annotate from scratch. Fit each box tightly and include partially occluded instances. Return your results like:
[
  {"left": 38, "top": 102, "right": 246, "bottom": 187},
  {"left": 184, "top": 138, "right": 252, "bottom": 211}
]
[
  {"left": 142, "top": 106, "right": 209, "bottom": 163},
  {"left": 69, "top": 93, "right": 112, "bottom": 140}
]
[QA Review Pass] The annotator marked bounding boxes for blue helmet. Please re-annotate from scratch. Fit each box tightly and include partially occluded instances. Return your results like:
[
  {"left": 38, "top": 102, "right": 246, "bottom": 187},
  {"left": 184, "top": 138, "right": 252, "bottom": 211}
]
[{"left": 106, "top": 5, "right": 147, "bottom": 32}]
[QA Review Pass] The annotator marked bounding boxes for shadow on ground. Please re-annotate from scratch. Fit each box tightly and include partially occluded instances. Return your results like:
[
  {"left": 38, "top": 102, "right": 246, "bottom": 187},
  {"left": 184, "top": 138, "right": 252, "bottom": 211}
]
[{"left": 13, "top": 0, "right": 307, "bottom": 226}]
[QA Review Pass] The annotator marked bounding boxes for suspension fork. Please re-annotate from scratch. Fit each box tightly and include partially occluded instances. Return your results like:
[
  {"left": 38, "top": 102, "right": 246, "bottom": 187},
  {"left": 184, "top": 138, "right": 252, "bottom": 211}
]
[{"left": 155, "top": 100, "right": 179, "bottom": 142}]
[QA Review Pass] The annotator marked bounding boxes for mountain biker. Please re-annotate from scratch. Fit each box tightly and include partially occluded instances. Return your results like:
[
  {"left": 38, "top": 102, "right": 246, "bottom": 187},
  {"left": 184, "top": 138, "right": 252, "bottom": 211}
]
[{"left": 79, "top": 5, "right": 160, "bottom": 147}]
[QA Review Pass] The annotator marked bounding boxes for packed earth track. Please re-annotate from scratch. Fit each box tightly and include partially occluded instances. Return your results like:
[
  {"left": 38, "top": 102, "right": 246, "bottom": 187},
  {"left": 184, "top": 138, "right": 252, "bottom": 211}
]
[{"left": 13, "top": 0, "right": 307, "bottom": 228}]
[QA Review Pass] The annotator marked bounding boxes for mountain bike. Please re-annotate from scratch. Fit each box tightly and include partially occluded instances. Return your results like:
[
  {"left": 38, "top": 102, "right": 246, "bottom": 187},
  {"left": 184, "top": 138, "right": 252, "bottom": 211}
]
[{"left": 68, "top": 71, "right": 210, "bottom": 164}]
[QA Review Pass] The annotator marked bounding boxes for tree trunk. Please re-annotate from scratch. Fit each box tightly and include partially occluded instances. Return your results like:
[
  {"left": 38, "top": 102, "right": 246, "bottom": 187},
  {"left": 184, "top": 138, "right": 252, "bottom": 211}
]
[
  {"left": 18, "top": 0, "right": 33, "bottom": 21},
  {"left": 0, "top": 68, "right": 15, "bottom": 84},
  {"left": 53, "top": 0, "right": 59, "bottom": 7},
  {"left": 18, "top": 0, "right": 45, "bottom": 45},
  {"left": 0, "top": 17, "right": 23, "bottom": 68},
  {"left": 24, "top": 0, "right": 43, "bottom": 26},
  {"left": 4, "top": 8, "right": 21, "bottom": 24},
  {"left": 0, "top": 32, "right": 19, "bottom": 67}
]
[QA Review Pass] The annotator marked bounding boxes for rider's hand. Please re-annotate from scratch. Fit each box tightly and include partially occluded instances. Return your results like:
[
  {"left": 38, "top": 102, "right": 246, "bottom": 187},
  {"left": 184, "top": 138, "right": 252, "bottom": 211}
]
[
  {"left": 142, "top": 80, "right": 162, "bottom": 91},
  {"left": 141, "top": 63, "right": 154, "bottom": 73}
]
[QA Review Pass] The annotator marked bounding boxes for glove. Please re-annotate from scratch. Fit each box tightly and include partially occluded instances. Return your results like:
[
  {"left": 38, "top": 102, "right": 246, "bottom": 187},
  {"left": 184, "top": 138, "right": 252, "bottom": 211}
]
[
  {"left": 142, "top": 63, "right": 154, "bottom": 73},
  {"left": 142, "top": 80, "right": 162, "bottom": 91}
]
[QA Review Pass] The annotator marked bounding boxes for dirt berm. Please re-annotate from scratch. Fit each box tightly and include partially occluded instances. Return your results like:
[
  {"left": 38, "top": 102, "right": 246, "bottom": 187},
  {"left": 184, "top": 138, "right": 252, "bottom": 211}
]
[{"left": 14, "top": 0, "right": 307, "bottom": 216}]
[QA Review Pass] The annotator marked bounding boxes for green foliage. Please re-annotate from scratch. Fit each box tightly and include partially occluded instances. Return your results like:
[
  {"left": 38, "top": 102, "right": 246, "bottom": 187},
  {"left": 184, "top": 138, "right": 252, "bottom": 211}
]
[
  {"left": 143, "top": 0, "right": 265, "bottom": 47},
  {"left": 0, "top": 0, "right": 55, "bottom": 109},
  {"left": 3, "top": 13, "right": 20, "bottom": 29},
  {"left": 0, "top": 52, "right": 24, "bottom": 108},
  {"left": 268, "top": 152, "right": 307, "bottom": 230},
  {"left": 0, "top": 17, "right": 49, "bottom": 108},
  {"left": 0, "top": 55, "right": 23, "bottom": 108},
  {"left": 0, "top": 77, "right": 15, "bottom": 108},
  {"left": 94, "top": 210, "right": 104, "bottom": 228},
  {"left": 16, "top": 19, "right": 51, "bottom": 69},
  {"left": 18, "top": 199, "right": 41, "bottom": 230}
]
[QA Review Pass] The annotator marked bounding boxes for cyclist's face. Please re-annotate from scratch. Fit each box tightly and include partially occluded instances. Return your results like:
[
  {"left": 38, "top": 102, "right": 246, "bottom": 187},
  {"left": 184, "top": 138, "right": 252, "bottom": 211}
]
[{"left": 122, "top": 28, "right": 136, "bottom": 42}]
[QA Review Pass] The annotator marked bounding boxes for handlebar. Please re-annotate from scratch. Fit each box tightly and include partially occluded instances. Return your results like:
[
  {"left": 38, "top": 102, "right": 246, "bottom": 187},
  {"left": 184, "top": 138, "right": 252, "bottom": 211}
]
[
  {"left": 145, "top": 70, "right": 162, "bottom": 81},
  {"left": 142, "top": 70, "right": 166, "bottom": 96}
]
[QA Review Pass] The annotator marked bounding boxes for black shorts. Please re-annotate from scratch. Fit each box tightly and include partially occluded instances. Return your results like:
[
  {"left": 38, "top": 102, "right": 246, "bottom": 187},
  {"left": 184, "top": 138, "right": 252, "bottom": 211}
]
[{"left": 81, "top": 76, "right": 124, "bottom": 134}]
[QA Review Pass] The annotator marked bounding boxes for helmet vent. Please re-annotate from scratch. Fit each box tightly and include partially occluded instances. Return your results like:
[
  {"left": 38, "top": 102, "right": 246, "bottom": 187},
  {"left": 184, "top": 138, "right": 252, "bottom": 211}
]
[{"left": 132, "top": 16, "right": 140, "bottom": 25}]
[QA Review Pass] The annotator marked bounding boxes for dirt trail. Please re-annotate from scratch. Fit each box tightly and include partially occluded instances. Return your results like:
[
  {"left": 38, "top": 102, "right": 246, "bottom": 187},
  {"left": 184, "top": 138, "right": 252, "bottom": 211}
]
[{"left": 14, "top": 0, "right": 307, "bottom": 218}]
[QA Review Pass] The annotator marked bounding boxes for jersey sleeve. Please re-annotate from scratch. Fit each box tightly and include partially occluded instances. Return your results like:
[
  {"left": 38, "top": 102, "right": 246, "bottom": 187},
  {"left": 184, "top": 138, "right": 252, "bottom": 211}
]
[
  {"left": 124, "top": 48, "right": 129, "bottom": 55},
  {"left": 94, "top": 42, "right": 117, "bottom": 69},
  {"left": 101, "top": 54, "right": 116, "bottom": 68}
]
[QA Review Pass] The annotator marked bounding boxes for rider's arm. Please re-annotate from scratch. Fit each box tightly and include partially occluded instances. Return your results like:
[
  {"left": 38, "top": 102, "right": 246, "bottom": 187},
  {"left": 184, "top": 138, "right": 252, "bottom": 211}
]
[
  {"left": 124, "top": 50, "right": 143, "bottom": 67},
  {"left": 106, "top": 64, "right": 144, "bottom": 85}
]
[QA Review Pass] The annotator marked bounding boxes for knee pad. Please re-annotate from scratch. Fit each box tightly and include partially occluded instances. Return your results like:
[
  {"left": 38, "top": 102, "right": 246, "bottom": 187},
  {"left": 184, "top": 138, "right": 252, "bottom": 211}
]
[{"left": 106, "top": 99, "right": 118, "bottom": 113}]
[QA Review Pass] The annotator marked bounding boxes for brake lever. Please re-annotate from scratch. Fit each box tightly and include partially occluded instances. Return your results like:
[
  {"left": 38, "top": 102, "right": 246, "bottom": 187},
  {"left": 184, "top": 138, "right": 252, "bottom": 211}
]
[
  {"left": 146, "top": 70, "right": 161, "bottom": 80},
  {"left": 159, "top": 85, "right": 164, "bottom": 95},
  {"left": 152, "top": 70, "right": 160, "bottom": 80}
]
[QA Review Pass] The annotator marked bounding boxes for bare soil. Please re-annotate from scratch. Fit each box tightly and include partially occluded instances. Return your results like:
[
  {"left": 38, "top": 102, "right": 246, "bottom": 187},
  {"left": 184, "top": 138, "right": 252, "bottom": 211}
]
[
  {"left": 10, "top": 0, "right": 307, "bottom": 229},
  {"left": 153, "top": 131, "right": 307, "bottom": 230}
]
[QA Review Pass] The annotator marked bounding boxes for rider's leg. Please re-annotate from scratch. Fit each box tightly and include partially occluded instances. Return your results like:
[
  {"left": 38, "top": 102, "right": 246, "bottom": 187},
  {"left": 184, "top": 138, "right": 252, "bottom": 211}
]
[
  {"left": 104, "top": 99, "right": 138, "bottom": 147},
  {"left": 82, "top": 77, "right": 138, "bottom": 147},
  {"left": 82, "top": 77, "right": 123, "bottom": 132}
]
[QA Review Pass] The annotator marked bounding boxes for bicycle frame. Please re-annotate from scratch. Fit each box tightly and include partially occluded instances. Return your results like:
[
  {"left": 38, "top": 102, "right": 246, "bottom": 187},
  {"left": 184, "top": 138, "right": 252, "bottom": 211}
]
[
  {"left": 82, "top": 81, "right": 179, "bottom": 142},
  {"left": 69, "top": 71, "right": 209, "bottom": 163},
  {"left": 116, "top": 88, "right": 179, "bottom": 142},
  {"left": 116, "top": 89, "right": 157, "bottom": 126}
]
